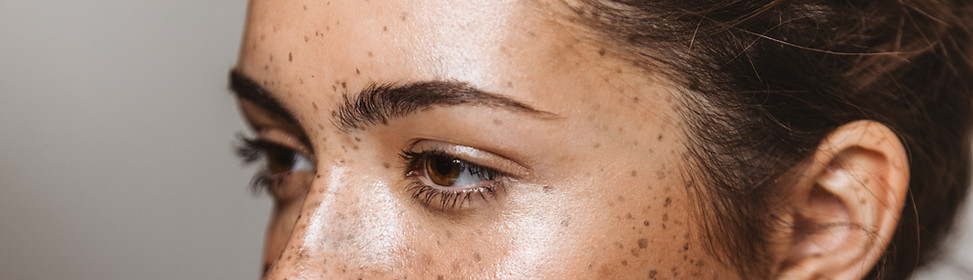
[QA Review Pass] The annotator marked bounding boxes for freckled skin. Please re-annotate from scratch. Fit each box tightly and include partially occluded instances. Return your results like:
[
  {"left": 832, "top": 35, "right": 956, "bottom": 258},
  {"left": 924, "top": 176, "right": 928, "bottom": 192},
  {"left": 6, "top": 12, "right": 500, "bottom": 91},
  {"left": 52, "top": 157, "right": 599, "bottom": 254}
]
[{"left": 235, "top": 0, "right": 729, "bottom": 279}]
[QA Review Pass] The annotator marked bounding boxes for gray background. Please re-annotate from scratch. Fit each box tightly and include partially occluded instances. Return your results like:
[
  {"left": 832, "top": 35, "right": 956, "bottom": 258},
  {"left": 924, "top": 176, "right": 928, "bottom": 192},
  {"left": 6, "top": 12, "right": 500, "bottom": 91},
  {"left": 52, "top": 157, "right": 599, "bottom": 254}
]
[{"left": 0, "top": 0, "right": 969, "bottom": 279}]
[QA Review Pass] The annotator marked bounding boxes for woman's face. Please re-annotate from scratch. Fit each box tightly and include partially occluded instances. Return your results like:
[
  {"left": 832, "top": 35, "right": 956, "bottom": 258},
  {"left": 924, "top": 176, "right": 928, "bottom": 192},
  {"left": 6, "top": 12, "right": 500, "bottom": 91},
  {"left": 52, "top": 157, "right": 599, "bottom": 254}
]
[{"left": 234, "top": 0, "right": 724, "bottom": 278}]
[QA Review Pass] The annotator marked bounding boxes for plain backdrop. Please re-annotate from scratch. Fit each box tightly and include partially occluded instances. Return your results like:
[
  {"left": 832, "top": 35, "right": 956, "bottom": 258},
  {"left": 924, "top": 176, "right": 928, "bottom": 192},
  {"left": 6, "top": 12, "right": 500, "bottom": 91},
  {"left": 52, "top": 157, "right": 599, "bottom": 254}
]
[{"left": 0, "top": 0, "right": 970, "bottom": 279}]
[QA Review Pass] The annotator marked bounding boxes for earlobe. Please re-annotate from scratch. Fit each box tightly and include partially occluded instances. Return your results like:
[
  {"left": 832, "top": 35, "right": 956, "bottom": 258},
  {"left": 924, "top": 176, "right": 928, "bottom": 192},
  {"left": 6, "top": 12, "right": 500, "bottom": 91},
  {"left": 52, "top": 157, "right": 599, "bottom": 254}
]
[{"left": 774, "top": 121, "right": 909, "bottom": 280}]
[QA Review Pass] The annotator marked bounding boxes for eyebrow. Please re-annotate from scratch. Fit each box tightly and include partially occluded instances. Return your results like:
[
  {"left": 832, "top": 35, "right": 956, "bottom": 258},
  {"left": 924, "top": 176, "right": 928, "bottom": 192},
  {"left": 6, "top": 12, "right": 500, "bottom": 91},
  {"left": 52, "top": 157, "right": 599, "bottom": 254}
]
[
  {"left": 229, "top": 70, "right": 300, "bottom": 126},
  {"left": 229, "top": 70, "right": 555, "bottom": 132}
]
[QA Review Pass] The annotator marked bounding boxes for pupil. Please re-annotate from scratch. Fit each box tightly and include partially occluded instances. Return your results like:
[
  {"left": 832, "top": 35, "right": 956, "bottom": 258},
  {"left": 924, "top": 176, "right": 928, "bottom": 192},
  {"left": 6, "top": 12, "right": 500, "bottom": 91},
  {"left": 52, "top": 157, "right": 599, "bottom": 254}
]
[
  {"left": 433, "top": 157, "right": 459, "bottom": 176},
  {"left": 426, "top": 155, "right": 462, "bottom": 186},
  {"left": 267, "top": 147, "right": 295, "bottom": 173}
]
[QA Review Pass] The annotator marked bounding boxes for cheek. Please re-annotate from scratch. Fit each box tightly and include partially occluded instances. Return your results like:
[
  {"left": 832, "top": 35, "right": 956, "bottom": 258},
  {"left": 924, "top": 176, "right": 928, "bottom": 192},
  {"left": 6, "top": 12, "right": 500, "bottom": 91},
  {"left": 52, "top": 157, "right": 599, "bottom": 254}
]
[
  {"left": 484, "top": 137, "right": 722, "bottom": 279},
  {"left": 263, "top": 198, "right": 304, "bottom": 269}
]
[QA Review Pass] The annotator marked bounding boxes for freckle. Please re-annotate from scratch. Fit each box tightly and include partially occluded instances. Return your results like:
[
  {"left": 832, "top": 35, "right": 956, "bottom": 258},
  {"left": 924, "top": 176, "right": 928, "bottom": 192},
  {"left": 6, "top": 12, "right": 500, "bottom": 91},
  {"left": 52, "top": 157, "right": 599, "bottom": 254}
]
[
  {"left": 316, "top": 174, "right": 321, "bottom": 179},
  {"left": 341, "top": 82, "right": 347, "bottom": 89},
  {"left": 473, "top": 252, "right": 481, "bottom": 262},
  {"left": 288, "top": 52, "right": 293, "bottom": 62},
  {"left": 593, "top": 143, "right": 601, "bottom": 149},
  {"left": 352, "top": 145, "right": 359, "bottom": 150},
  {"left": 383, "top": 162, "right": 391, "bottom": 169},
  {"left": 683, "top": 243, "right": 689, "bottom": 251},
  {"left": 632, "top": 96, "right": 640, "bottom": 103},
  {"left": 400, "top": 12, "right": 409, "bottom": 21},
  {"left": 621, "top": 260, "right": 628, "bottom": 266},
  {"left": 299, "top": 78, "right": 304, "bottom": 84},
  {"left": 662, "top": 214, "right": 669, "bottom": 222},
  {"left": 630, "top": 170, "right": 638, "bottom": 177},
  {"left": 269, "top": 54, "right": 273, "bottom": 62},
  {"left": 657, "top": 134, "right": 663, "bottom": 141},
  {"left": 312, "top": 102, "right": 319, "bottom": 111},
  {"left": 436, "top": 275, "right": 444, "bottom": 280},
  {"left": 303, "top": 5, "right": 307, "bottom": 10},
  {"left": 683, "top": 255, "right": 688, "bottom": 260},
  {"left": 649, "top": 270, "right": 658, "bottom": 279},
  {"left": 643, "top": 220, "right": 650, "bottom": 227},
  {"left": 317, "top": 124, "right": 325, "bottom": 130},
  {"left": 598, "top": 48, "right": 606, "bottom": 56},
  {"left": 664, "top": 197, "right": 672, "bottom": 207},
  {"left": 527, "top": 31, "right": 537, "bottom": 37},
  {"left": 355, "top": 68, "right": 360, "bottom": 75},
  {"left": 638, "top": 238, "right": 648, "bottom": 249},
  {"left": 617, "top": 195, "right": 624, "bottom": 202},
  {"left": 332, "top": 85, "right": 337, "bottom": 91},
  {"left": 561, "top": 219, "right": 569, "bottom": 227},
  {"left": 625, "top": 213, "right": 633, "bottom": 219},
  {"left": 367, "top": 51, "right": 373, "bottom": 57},
  {"left": 263, "top": 65, "right": 269, "bottom": 70},
  {"left": 493, "top": 119, "right": 502, "bottom": 125}
]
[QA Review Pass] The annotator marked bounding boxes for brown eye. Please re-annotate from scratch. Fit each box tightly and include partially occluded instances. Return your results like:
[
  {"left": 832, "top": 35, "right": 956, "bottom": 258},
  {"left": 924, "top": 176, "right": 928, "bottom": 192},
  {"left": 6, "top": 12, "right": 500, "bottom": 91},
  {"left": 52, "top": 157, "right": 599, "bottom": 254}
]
[
  {"left": 425, "top": 156, "right": 462, "bottom": 186},
  {"left": 263, "top": 144, "right": 312, "bottom": 174}
]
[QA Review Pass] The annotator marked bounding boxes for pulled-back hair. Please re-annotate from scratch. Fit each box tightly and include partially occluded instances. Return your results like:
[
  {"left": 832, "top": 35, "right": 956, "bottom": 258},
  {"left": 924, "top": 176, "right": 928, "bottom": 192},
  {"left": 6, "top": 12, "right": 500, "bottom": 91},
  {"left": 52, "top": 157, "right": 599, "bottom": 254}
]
[{"left": 574, "top": 0, "right": 973, "bottom": 278}]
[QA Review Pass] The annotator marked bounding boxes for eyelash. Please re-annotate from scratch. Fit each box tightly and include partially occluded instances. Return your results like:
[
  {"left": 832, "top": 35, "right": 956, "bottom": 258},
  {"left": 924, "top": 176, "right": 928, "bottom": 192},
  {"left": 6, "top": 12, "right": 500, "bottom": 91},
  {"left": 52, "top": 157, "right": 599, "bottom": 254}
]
[
  {"left": 235, "top": 135, "right": 308, "bottom": 194},
  {"left": 236, "top": 135, "right": 507, "bottom": 209},
  {"left": 399, "top": 150, "right": 507, "bottom": 210}
]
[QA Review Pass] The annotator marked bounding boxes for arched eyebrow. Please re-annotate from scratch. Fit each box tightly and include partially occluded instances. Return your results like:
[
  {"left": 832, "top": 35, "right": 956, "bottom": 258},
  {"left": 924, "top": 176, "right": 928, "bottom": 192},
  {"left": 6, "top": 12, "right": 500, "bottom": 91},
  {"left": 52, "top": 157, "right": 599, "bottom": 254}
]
[
  {"left": 334, "top": 79, "right": 556, "bottom": 131},
  {"left": 229, "top": 70, "right": 556, "bottom": 132},
  {"left": 229, "top": 70, "right": 300, "bottom": 126}
]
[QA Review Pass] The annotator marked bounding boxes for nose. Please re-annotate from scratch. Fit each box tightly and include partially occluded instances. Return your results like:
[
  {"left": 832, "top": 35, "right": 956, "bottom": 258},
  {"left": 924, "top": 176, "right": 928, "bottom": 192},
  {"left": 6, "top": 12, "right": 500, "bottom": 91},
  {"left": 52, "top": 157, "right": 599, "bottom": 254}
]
[
  {"left": 262, "top": 164, "right": 405, "bottom": 279},
  {"left": 262, "top": 168, "right": 337, "bottom": 279}
]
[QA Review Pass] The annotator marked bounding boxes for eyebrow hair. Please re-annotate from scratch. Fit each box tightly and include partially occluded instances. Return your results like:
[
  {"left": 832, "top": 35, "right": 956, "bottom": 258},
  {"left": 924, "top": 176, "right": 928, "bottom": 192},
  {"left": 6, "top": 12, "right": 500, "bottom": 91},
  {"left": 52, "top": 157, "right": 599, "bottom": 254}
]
[
  {"left": 335, "top": 80, "right": 555, "bottom": 131},
  {"left": 229, "top": 70, "right": 300, "bottom": 126},
  {"left": 228, "top": 70, "right": 555, "bottom": 132}
]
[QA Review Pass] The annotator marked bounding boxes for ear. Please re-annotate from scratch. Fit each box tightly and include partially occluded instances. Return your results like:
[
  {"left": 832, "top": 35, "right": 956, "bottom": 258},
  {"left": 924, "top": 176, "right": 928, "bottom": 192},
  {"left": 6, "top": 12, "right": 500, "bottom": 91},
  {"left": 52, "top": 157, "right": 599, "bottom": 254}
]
[{"left": 773, "top": 121, "right": 910, "bottom": 279}]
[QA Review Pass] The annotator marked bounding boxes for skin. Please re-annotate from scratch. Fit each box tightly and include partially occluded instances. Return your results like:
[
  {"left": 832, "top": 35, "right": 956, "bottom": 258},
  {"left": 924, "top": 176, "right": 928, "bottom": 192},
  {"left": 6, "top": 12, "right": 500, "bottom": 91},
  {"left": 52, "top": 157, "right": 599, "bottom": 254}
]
[{"left": 233, "top": 0, "right": 909, "bottom": 279}]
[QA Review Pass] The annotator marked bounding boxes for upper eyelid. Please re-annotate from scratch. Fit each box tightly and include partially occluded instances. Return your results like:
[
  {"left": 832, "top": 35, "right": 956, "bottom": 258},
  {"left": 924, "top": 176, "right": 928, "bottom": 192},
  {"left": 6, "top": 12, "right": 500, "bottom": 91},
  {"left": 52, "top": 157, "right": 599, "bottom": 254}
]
[{"left": 250, "top": 129, "right": 316, "bottom": 166}]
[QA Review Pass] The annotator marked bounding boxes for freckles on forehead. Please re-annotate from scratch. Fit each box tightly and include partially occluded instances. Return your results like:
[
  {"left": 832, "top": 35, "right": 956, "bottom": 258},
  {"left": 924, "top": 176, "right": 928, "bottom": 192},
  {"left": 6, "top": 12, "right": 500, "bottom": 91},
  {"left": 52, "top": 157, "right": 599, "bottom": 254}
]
[{"left": 237, "top": 0, "right": 542, "bottom": 91}]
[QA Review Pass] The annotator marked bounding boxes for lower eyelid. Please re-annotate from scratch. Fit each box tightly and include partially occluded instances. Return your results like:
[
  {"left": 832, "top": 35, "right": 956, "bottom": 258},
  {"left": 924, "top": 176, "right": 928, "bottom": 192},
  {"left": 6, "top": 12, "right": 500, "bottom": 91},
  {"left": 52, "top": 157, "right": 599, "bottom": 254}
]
[
  {"left": 264, "top": 171, "right": 314, "bottom": 201},
  {"left": 406, "top": 179, "right": 507, "bottom": 210}
]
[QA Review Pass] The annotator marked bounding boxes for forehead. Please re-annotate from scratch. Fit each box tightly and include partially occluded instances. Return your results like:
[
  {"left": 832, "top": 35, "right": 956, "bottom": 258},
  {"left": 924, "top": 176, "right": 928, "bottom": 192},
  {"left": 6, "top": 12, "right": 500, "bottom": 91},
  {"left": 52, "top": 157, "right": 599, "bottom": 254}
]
[
  {"left": 241, "top": 1, "right": 566, "bottom": 85},
  {"left": 237, "top": 0, "right": 680, "bottom": 137}
]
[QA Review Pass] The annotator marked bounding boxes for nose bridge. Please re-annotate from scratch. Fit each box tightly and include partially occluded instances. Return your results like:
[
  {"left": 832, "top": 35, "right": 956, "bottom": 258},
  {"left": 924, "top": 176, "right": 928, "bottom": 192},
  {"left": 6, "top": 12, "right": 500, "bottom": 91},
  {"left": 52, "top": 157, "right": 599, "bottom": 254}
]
[{"left": 264, "top": 161, "right": 349, "bottom": 279}]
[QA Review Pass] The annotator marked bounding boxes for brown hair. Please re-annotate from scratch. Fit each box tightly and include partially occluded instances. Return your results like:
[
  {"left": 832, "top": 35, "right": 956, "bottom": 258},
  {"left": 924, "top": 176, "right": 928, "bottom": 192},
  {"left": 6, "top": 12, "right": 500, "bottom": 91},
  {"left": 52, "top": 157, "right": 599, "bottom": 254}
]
[{"left": 573, "top": 0, "right": 973, "bottom": 278}]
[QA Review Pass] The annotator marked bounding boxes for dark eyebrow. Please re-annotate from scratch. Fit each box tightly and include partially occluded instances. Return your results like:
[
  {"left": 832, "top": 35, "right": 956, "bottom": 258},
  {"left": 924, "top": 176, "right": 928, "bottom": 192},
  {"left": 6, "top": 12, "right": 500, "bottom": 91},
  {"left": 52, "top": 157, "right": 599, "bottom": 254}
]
[
  {"left": 335, "top": 80, "right": 555, "bottom": 131},
  {"left": 229, "top": 70, "right": 555, "bottom": 132},
  {"left": 228, "top": 70, "right": 300, "bottom": 126}
]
